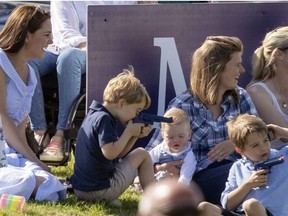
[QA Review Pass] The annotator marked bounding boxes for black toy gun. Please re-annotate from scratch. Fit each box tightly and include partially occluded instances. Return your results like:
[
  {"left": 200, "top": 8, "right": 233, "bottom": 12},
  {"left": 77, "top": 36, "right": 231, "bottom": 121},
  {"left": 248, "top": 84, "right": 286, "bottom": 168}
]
[
  {"left": 132, "top": 113, "right": 173, "bottom": 126},
  {"left": 254, "top": 155, "right": 285, "bottom": 173}
]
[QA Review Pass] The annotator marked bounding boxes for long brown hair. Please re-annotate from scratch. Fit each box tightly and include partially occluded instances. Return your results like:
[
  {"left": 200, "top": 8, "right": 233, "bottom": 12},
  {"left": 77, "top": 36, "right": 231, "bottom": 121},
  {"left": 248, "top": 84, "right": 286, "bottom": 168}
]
[
  {"left": 190, "top": 36, "right": 243, "bottom": 105},
  {"left": 0, "top": 5, "right": 50, "bottom": 53}
]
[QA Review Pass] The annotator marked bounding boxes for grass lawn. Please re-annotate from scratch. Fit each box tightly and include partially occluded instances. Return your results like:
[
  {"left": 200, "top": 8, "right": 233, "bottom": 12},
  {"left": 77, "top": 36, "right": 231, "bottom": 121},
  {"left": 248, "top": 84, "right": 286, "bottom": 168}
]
[{"left": 0, "top": 156, "right": 140, "bottom": 216}]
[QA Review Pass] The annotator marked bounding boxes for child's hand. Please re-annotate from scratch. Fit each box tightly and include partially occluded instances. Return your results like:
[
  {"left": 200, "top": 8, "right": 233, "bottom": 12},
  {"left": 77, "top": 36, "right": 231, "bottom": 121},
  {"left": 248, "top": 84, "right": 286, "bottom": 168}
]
[
  {"left": 245, "top": 170, "right": 268, "bottom": 189},
  {"left": 155, "top": 160, "right": 183, "bottom": 176},
  {"left": 126, "top": 121, "right": 153, "bottom": 138},
  {"left": 138, "top": 124, "right": 153, "bottom": 138},
  {"left": 126, "top": 121, "right": 145, "bottom": 137}
]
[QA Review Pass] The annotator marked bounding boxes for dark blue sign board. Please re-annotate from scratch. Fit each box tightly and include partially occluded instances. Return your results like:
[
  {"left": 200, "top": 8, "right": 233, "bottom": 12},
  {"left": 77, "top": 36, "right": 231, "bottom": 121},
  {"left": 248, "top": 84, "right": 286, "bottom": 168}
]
[{"left": 87, "top": 3, "right": 288, "bottom": 147}]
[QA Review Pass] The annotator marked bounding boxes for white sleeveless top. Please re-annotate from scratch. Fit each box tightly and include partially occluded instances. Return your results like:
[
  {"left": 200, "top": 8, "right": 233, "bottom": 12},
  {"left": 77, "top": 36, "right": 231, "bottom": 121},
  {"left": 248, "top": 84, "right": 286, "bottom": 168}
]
[
  {"left": 250, "top": 82, "right": 288, "bottom": 149},
  {"left": 250, "top": 82, "right": 288, "bottom": 123}
]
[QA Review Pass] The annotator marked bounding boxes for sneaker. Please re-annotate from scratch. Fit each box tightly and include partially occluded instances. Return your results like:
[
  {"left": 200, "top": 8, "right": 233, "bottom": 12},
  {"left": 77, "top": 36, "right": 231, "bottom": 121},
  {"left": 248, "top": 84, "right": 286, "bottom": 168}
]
[
  {"left": 40, "top": 136, "right": 64, "bottom": 161},
  {"left": 129, "top": 182, "right": 143, "bottom": 194},
  {"left": 35, "top": 133, "right": 50, "bottom": 149}
]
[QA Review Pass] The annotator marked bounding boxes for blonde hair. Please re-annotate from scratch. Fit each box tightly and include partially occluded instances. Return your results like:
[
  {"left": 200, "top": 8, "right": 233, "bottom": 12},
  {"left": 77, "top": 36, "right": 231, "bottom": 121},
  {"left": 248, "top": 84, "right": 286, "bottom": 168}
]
[
  {"left": 227, "top": 114, "right": 268, "bottom": 150},
  {"left": 161, "top": 108, "right": 191, "bottom": 132},
  {"left": 249, "top": 26, "right": 288, "bottom": 84},
  {"left": 103, "top": 66, "right": 151, "bottom": 109},
  {"left": 190, "top": 36, "right": 243, "bottom": 105}
]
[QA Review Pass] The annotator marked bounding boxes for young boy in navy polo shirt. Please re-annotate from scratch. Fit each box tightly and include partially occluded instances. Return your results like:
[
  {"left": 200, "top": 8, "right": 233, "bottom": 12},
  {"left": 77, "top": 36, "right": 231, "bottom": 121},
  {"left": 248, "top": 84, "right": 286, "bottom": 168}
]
[{"left": 70, "top": 66, "right": 155, "bottom": 202}]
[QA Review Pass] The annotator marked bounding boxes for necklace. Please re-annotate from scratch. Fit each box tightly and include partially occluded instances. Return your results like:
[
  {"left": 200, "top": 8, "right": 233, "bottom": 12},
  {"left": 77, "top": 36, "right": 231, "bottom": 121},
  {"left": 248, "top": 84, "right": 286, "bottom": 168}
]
[{"left": 272, "top": 81, "right": 288, "bottom": 108}]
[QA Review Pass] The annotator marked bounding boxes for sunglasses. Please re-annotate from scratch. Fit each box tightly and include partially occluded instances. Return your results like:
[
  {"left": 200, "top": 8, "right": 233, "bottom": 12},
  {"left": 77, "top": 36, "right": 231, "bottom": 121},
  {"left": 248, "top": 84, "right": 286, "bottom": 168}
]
[{"left": 32, "top": 4, "right": 48, "bottom": 16}]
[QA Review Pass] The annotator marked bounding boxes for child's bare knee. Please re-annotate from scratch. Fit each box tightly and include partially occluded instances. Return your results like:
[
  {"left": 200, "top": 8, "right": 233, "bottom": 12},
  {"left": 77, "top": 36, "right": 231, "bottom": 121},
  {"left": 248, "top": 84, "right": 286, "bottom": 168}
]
[
  {"left": 133, "top": 147, "right": 149, "bottom": 157},
  {"left": 198, "top": 201, "right": 221, "bottom": 214},
  {"left": 198, "top": 201, "right": 211, "bottom": 210},
  {"left": 242, "top": 198, "right": 262, "bottom": 211}
]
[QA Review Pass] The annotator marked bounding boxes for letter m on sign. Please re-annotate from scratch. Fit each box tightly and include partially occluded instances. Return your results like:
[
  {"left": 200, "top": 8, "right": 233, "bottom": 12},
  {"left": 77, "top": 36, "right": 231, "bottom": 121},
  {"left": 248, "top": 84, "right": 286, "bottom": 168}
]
[{"left": 154, "top": 37, "right": 187, "bottom": 115}]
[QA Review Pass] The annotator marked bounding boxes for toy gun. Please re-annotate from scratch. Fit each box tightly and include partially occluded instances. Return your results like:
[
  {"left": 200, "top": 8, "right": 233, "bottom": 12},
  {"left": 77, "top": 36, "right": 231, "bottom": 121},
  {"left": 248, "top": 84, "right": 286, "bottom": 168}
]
[
  {"left": 132, "top": 113, "right": 173, "bottom": 126},
  {"left": 254, "top": 155, "right": 285, "bottom": 173}
]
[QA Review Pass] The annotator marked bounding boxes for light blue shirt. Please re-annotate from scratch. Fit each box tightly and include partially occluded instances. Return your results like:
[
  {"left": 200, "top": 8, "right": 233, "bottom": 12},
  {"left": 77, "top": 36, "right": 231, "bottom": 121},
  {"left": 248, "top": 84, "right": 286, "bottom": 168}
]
[
  {"left": 221, "top": 147, "right": 288, "bottom": 215},
  {"left": 0, "top": 48, "right": 37, "bottom": 126}
]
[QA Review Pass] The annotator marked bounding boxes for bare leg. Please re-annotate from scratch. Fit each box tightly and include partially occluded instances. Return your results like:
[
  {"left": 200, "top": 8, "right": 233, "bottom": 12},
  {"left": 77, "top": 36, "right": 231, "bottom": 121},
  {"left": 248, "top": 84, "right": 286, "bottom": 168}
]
[
  {"left": 32, "top": 176, "right": 46, "bottom": 197},
  {"left": 198, "top": 201, "right": 223, "bottom": 216},
  {"left": 125, "top": 147, "right": 155, "bottom": 190},
  {"left": 34, "top": 130, "right": 46, "bottom": 136},
  {"left": 242, "top": 198, "right": 267, "bottom": 216},
  {"left": 54, "top": 129, "right": 64, "bottom": 137},
  {"left": 34, "top": 130, "right": 50, "bottom": 147}
]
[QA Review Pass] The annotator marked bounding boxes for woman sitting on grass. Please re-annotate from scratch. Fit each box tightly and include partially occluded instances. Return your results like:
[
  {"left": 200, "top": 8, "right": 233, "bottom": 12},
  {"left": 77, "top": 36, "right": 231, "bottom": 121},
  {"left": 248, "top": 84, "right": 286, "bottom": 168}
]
[{"left": 0, "top": 5, "right": 66, "bottom": 201}]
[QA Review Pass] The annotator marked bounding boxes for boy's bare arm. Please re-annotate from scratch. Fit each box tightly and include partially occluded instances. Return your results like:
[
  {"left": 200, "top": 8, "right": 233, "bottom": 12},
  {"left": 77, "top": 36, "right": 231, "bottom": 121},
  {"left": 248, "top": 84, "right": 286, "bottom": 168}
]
[
  {"left": 226, "top": 169, "right": 267, "bottom": 211},
  {"left": 119, "top": 124, "right": 153, "bottom": 157},
  {"left": 101, "top": 121, "right": 147, "bottom": 160},
  {"left": 118, "top": 137, "right": 138, "bottom": 157},
  {"left": 101, "top": 130, "right": 137, "bottom": 160}
]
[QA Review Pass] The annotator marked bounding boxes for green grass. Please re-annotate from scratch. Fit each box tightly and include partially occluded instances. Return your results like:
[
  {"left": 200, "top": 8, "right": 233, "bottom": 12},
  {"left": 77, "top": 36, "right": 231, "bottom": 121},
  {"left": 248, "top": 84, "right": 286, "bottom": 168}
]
[{"left": 0, "top": 156, "right": 140, "bottom": 216}]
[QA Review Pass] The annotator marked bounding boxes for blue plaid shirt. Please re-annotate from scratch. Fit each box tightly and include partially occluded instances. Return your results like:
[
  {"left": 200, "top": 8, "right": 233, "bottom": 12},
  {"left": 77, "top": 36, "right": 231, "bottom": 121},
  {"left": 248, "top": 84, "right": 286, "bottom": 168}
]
[{"left": 146, "top": 86, "right": 258, "bottom": 172}]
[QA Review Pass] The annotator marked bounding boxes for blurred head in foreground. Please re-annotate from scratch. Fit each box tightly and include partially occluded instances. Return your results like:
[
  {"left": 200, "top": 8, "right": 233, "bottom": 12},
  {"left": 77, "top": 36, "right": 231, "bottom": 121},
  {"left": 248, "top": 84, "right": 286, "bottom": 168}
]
[{"left": 137, "top": 179, "right": 204, "bottom": 216}]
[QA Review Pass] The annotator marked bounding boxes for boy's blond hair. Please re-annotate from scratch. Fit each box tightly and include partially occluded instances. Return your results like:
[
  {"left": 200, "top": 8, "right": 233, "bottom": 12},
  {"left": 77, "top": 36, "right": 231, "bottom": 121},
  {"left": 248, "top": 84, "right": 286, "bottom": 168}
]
[
  {"left": 103, "top": 66, "right": 151, "bottom": 109},
  {"left": 161, "top": 108, "right": 191, "bottom": 132},
  {"left": 227, "top": 114, "right": 268, "bottom": 150}
]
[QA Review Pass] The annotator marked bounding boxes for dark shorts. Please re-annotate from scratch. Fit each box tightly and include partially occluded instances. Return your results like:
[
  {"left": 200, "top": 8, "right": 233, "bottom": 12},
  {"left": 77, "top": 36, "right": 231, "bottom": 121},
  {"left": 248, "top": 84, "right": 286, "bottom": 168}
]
[
  {"left": 221, "top": 207, "right": 273, "bottom": 216},
  {"left": 193, "top": 160, "right": 233, "bottom": 205}
]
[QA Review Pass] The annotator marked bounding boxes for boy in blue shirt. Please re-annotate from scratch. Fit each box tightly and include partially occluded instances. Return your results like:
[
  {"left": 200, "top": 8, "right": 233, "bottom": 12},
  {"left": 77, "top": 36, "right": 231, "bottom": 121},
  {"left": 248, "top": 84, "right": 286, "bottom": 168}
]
[
  {"left": 220, "top": 114, "right": 288, "bottom": 215},
  {"left": 70, "top": 66, "right": 155, "bottom": 202}
]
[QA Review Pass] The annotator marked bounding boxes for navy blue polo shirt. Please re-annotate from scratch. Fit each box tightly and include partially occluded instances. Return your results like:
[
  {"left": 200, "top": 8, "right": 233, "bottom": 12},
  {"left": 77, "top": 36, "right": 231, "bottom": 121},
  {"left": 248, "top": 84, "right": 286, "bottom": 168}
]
[{"left": 70, "top": 100, "right": 119, "bottom": 191}]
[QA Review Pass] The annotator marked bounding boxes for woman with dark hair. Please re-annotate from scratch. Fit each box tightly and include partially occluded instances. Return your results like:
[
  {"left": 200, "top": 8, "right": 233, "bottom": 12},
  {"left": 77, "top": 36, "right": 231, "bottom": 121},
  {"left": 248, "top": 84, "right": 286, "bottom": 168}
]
[
  {"left": 0, "top": 5, "right": 66, "bottom": 202},
  {"left": 147, "top": 36, "right": 258, "bottom": 204}
]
